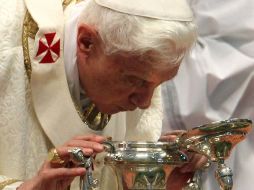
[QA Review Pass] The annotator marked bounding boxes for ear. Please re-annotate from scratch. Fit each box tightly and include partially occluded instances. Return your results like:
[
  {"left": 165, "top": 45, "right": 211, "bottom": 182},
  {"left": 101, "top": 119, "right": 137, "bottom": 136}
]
[{"left": 77, "top": 24, "right": 99, "bottom": 56}]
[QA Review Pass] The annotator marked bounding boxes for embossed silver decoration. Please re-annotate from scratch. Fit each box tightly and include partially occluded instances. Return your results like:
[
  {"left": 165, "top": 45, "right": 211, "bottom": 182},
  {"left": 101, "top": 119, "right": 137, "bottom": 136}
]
[
  {"left": 183, "top": 170, "right": 202, "bottom": 190},
  {"left": 68, "top": 148, "right": 98, "bottom": 190},
  {"left": 177, "top": 118, "right": 252, "bottom": 190},
  {"left": 103, "top": 141, "right": 188, "bottom": 190}
]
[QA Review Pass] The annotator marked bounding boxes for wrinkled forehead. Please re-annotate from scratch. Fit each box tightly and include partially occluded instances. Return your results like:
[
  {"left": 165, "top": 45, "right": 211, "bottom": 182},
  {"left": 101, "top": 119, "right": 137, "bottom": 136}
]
[
  {"left": 112, "top": 52, "right": 180, "bottom": 81},
  {"left": 112, "top": 50, "right": 181, "bottom": 70},
  {"left": 148, "top": 63, "right": 180, "bottom": 82}
]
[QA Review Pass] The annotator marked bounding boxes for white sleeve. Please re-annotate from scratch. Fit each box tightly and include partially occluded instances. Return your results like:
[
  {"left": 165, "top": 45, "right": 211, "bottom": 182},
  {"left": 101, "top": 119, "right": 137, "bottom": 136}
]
[
  {"left": 0, "top": 176, "right": 23, "bottom": 190},
  {"left": 3, "top": 182, "right": 23, "bottom": 190}
]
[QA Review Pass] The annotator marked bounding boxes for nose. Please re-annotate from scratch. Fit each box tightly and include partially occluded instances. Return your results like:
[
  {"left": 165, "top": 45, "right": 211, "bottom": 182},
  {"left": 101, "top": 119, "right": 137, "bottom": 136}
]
[{"left": 129, "top": 87, "right": 154, "bottom": 109}]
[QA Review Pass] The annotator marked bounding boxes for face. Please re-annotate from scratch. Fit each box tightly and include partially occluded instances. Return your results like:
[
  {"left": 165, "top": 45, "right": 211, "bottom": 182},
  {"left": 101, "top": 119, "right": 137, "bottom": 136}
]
[{"left": 77, "top": 25, "right": 180, "bottom": 114}]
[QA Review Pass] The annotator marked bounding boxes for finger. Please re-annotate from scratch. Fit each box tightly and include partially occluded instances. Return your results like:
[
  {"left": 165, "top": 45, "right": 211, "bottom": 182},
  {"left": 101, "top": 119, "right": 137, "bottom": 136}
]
[
  {"left": 47, "top": 146, "right": 94, "bottom": 167},
  {"left": 180, "top": 154, "right": 207, "bottom": 173},
  {"left": 56, "top": 140, "right": 104, "bottom": 160},
  {"left": 72, "top": 134, "right": 107, "bottom": 142},
  {"left": 56, "top": 146, "right": 94, "bottom": 160},
  {"left": 159, "top": 135, "right": 177, "bottom": 142},
  {"left": 162, "top": 130, "right": 186, "bottom": 136},
  {"left": 167, "top": 167, "right": 194, "bottom": 190},
  {"left": 39, "top": 161, "right": 51, "bottom": 170},
  {"left": 41, "top": 167, "right": 86, "bottom": 180},
  {"left": 179, "top": 154, "right": 196, "bottom": 173},
  {"left": 65, "top": 139, "right": 104, "bottom": 152},
  {"left": 189, "top": 154, "right": 207, "bottom": 169},
  {"left": 195, "top": 155, "right": 208, "bottom": 169},
  {"left": 59, "top": 177, "right": 75, "bottom": 188}
]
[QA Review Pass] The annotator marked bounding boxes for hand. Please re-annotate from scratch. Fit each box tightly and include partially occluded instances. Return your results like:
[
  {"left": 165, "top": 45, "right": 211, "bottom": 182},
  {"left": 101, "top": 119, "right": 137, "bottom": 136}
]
[
  {"left": 166, "top": 167, "right": 194, "bottom": 190},
  {"left": 160, "top": 131, "right": 208, "bottom": 172},
  {"left": 179, "top": 152, "right": 208, "bottom": 173},
  {"left": 18, "top": 134, "right": 106, "bottom": 190},
  {"left": 160, "top": 131, "right": 208, "bottom": 190},
  {"left": 159, "top": 130, "right": 186, "bottom": 142}
]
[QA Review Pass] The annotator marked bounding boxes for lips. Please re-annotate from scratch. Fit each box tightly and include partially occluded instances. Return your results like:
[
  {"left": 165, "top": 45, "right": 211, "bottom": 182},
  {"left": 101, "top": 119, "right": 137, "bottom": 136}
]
[
  {"left": 119, "top": 106, "right": 136, "bottom": 112},
  {"left": 116, "top": 106, "right": 125, "bottom": 112},
  {"left": 128, "top": 107, "right": 136, "bottom": 111}
]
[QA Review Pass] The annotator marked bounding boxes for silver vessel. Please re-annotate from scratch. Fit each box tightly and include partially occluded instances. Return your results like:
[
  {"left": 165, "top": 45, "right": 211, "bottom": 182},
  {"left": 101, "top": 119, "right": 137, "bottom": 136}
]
[
  {"left": 71, "top": 118, "right": 252, "bottom": 190},
  {"left": 103, "top": 141, "right": 188, "bottom": 190}
]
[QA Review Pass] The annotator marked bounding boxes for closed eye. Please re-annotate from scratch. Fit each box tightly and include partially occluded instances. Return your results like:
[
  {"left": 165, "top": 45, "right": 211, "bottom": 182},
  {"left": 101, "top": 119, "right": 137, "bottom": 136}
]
[{"left": 126, "top": 76, "right": 146, "bottom": 88}]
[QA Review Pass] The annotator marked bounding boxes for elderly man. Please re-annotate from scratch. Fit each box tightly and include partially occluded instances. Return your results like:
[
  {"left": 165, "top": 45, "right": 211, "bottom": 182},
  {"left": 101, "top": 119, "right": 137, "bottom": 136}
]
[{"left": 0, "top": 0, "right": 196, "bottom": 189}]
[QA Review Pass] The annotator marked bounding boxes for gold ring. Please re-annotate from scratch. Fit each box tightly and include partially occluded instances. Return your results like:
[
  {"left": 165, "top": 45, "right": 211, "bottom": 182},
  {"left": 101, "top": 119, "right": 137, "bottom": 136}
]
[{"left": 48, "top": 148, "right": 65, "bottom": 164}]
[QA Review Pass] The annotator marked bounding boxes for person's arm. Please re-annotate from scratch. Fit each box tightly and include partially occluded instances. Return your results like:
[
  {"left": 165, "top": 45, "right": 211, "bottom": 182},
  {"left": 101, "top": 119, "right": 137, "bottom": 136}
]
[{"left": 1, "top": 134, "right": 105, "bottom": 190}]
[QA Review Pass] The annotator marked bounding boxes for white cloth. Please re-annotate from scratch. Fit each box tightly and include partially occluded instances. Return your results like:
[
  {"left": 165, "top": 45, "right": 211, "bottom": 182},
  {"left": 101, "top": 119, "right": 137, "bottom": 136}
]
[
  {"left": 64, "top": 1, "right": 83, "bottom": 101},
  {"left": 162, "top": 0, "right": 254, "bottom": 189},
  {"left": 0, "top": 0, "right": 50, "bottom": 186}
]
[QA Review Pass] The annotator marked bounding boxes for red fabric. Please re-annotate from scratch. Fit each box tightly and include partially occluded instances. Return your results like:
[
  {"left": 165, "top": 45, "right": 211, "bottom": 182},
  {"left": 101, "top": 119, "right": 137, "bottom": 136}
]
[{"left": 36, "top": 32, "right": 60, "bottom": 64}]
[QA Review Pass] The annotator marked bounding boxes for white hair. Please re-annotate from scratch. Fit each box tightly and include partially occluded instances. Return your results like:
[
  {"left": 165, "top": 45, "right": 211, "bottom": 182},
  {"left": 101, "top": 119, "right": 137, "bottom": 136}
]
[{"left": 78, "top": 0, "right": 197, "bottom": 68}]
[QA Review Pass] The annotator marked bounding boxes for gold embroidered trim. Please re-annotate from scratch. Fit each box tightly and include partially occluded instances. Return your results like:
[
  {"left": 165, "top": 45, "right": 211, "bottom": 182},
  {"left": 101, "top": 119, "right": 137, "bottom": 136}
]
[
  {"left": 73, "top": 100, "right": 111, "bottom": 131},
  {"left": 22, "top": 11, "right": 36, "bottom": 80},
  {"left": 0, "top": 179, "right": 19, "bottom": 190},
  {"left": 83, "top": 102, "right": 111, "bottom": 131},
  {"left": 63, "top": 0, "right": 76, "bottom": 10}
]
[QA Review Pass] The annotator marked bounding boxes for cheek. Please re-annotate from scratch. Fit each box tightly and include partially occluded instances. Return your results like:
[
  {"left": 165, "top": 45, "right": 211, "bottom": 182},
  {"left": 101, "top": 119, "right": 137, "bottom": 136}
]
[
  {"left": 87, "top": 66, "right": 135, "bottom": 101},
  {"left": 107, "top": 81, "right": 133, "bottom": 96},
  {"left": 103, "top": 80, "right": 135, "bottom": 102},
  {"left": 89, "top": 75, "right": 124, "bottom": 97}
]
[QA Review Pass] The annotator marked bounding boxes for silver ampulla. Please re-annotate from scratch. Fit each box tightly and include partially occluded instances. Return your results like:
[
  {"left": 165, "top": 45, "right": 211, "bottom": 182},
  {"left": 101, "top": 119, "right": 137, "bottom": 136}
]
[{"left": 71, "top": 118, "right": 252, "bottom": 190}]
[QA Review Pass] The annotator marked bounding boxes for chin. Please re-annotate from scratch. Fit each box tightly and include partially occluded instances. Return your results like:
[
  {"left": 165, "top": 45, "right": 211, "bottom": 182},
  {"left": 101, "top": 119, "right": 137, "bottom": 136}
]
[
  {"left": 96, "top": 105, "right": 121, "bottom": 115},
  {"left": 108, "top": 110, "right": 122, "bottom": 114}
]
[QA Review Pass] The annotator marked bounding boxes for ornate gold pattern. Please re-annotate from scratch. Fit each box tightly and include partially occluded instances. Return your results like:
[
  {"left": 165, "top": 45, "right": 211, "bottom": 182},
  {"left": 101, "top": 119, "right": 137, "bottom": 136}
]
[
  {"left": 74, "top": 100, "right": 111, "bottom": 131},
  {"left": 0, "top": 179, "right": 19, "bottom": 190},
  {"left": 83, "top": 102, "right": 111, "bottom": 131},
  {"left": 63, "top": 0, "right": 73, "bottom": 10},
  {"left": 22, "top": 11, "right": 37, "bottom": 80}
]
